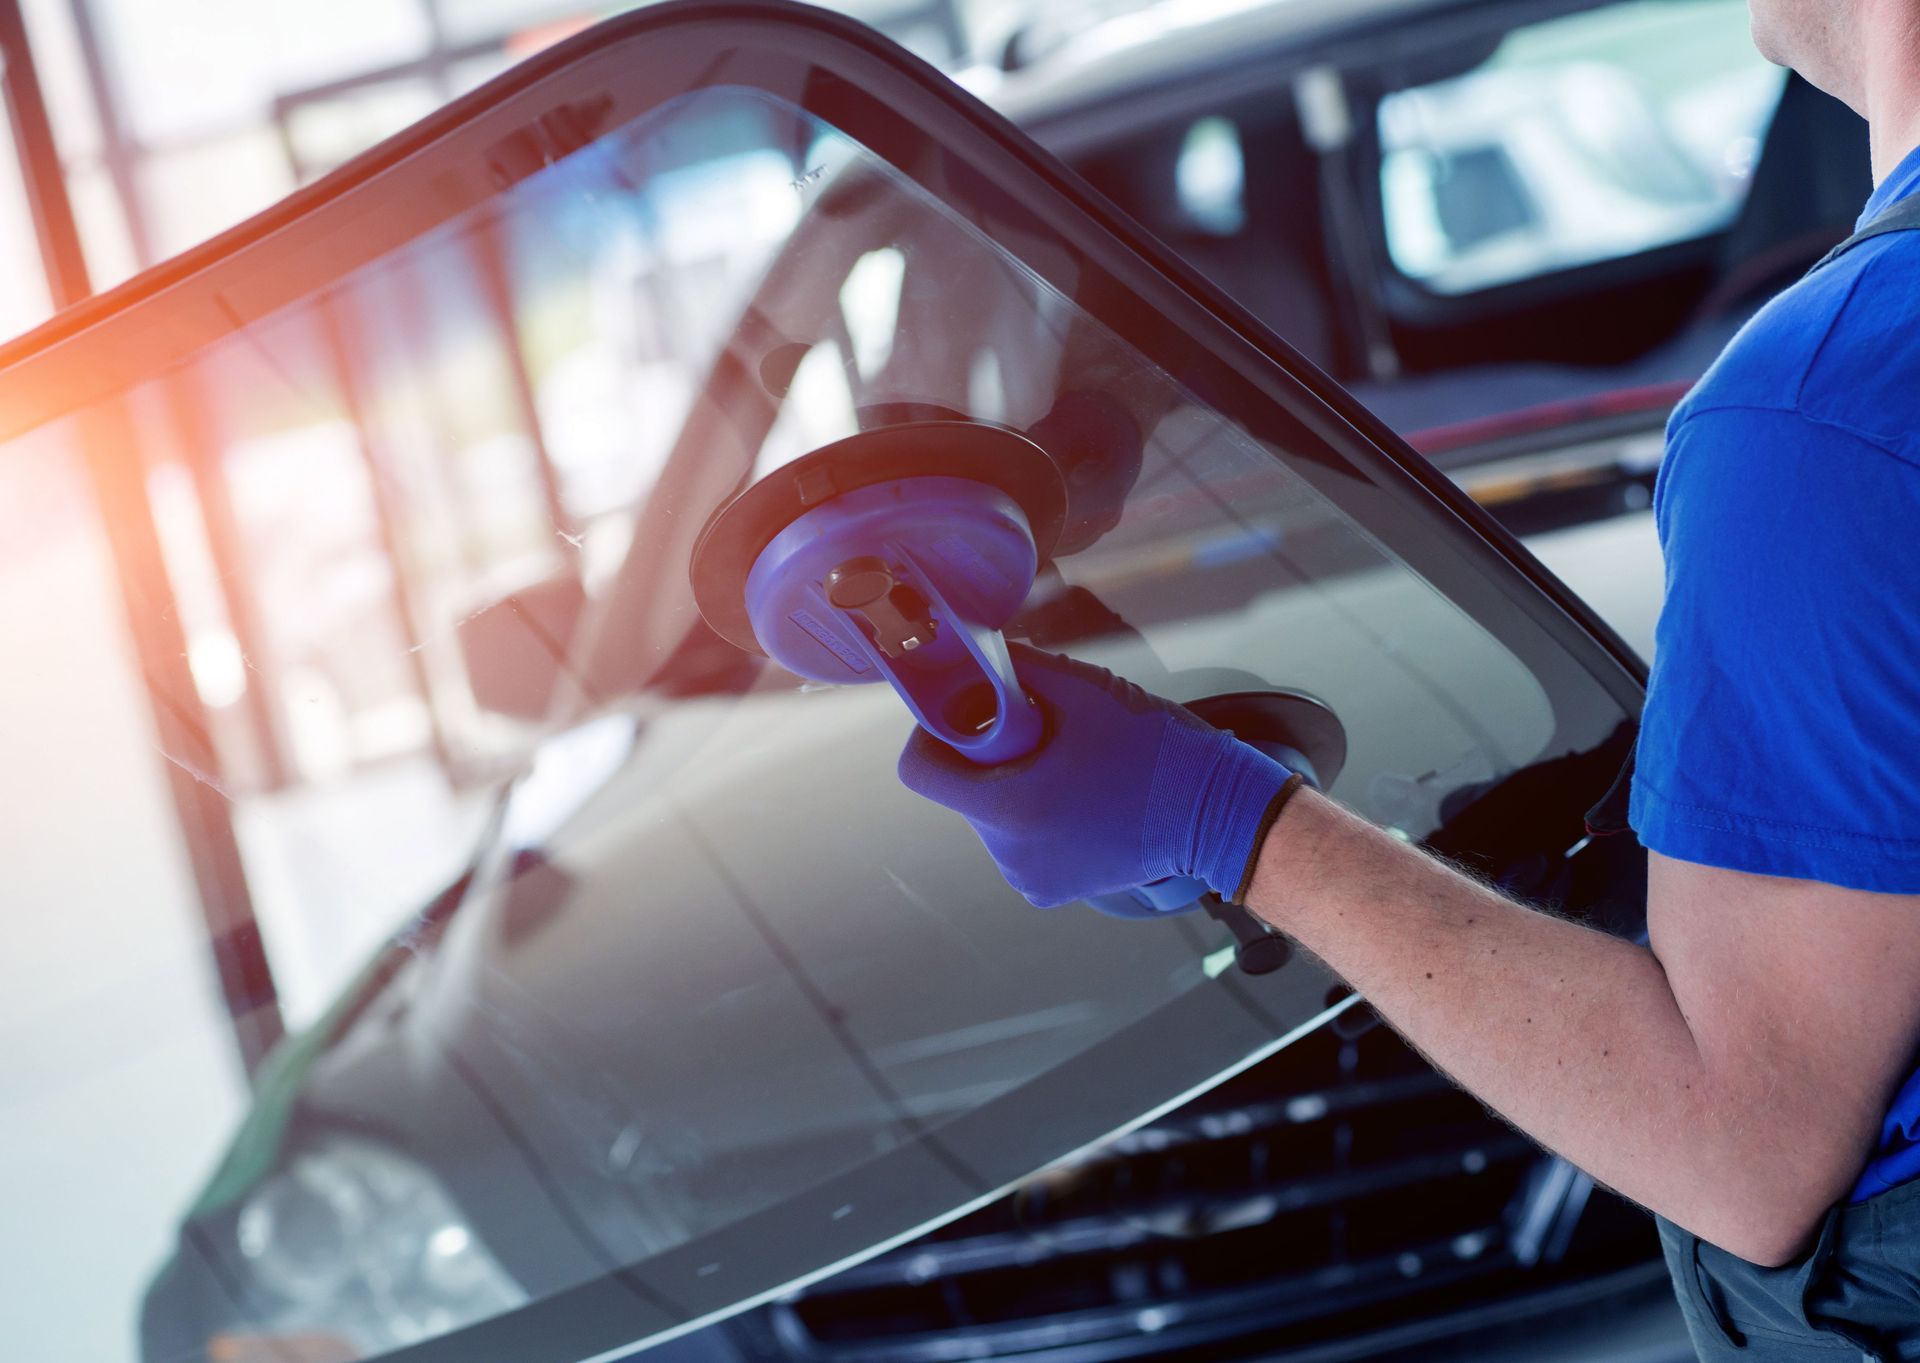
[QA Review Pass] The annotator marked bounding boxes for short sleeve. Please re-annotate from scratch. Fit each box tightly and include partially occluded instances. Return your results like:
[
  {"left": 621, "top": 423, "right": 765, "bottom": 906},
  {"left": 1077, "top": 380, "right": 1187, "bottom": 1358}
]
[{"left": 1629, "top": 406, "right": 1920, "bottom": 891}]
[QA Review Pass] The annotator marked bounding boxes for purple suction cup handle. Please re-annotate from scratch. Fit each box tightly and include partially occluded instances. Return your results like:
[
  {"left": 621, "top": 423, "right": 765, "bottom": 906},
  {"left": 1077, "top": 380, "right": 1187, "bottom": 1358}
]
[
  {"left": 876, "top": 543, "right": 1042, "bottom": 764},
  {"left": 741, "top": 476, "right": 1042, "bottom": 765}
]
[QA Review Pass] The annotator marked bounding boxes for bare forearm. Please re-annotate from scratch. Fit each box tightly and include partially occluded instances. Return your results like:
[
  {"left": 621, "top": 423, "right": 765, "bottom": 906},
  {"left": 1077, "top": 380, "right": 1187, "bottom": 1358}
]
[{"left": 1242, "top": 790, "right": 1849, "bottom": 1263}]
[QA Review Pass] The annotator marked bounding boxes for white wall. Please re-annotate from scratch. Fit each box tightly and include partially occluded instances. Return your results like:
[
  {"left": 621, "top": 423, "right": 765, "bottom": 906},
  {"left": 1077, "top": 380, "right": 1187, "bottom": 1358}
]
[{"left": 0, "top": 432, "right": 247, "bottom": 1363}]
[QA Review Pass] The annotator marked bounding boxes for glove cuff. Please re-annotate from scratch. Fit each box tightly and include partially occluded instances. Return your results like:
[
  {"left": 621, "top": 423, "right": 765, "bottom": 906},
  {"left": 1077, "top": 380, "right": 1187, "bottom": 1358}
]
[
  {"left": 1193, "top": 739, "right": 1295, "bottom": 901},
  {"left": 1228, "top": 772, "right": 1305, "bottom": 903},
  {"left": 1151, "top": 723, "right": 1294, "bottom": 900}
]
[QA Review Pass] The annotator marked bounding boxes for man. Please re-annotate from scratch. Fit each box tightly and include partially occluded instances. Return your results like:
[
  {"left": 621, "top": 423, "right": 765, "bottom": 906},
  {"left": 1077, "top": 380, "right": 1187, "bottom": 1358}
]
[{"left": 899, "top": 2, "right": 1920, "bottom": 1357}]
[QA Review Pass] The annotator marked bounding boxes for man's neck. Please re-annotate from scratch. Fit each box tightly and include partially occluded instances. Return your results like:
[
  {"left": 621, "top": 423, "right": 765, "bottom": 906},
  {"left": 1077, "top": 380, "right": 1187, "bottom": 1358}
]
[
  {"left": 1868, "top": 104, "right": 1920, "bottom": 185},
  {"left": 1862, "top": 9, "right": 1920, "bottom": 183}
]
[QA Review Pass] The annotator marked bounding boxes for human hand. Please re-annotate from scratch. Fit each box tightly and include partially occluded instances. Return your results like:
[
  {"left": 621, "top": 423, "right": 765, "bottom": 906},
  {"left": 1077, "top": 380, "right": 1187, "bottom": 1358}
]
[{"left": 897, "top": 644, "right": 1295, "bottom": 909}]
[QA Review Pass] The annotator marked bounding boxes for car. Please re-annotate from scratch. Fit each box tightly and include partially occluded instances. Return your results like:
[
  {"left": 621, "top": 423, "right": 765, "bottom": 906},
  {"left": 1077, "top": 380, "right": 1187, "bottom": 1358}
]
[
  {"left": 0, "top": 3, "right": 1723, "bottom": 1361},
  {"left": 968, "top": 0, "right": 1865, "bottom": 679},
  {"left": 986, "top": 0, "right": 1870, "bottom": 490}
]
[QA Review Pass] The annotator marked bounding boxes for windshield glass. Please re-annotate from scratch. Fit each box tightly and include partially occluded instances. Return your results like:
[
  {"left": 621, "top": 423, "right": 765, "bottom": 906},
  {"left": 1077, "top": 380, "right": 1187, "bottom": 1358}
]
[{"left": 1, "top": 24, "right": 1635, "bottom": 1363}]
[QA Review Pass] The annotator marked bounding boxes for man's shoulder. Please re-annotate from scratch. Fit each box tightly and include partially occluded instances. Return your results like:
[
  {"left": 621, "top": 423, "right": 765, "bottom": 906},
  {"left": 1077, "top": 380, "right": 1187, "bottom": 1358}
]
[
  {"left": 1796, "top": 232, "right": 1920, "bottom": 452},
  {"left": 1636, "top": 234, "right": 1920, "bottom": 893},
  {"left": 1675, "top": 233, "right": 1920, "bottom": 460}
]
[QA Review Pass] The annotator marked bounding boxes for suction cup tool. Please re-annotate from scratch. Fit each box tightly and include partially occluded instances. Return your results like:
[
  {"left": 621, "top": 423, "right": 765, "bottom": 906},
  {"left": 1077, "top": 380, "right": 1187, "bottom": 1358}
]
[
  {"left": 691, "top": 422, "right": 1067, "bottom": 764},
  {"left": 692, "top": 422, "right": 1065, "bottom": 654},
  {"left": 689, "top": 420, "right": 1322, "bottom": 979}
]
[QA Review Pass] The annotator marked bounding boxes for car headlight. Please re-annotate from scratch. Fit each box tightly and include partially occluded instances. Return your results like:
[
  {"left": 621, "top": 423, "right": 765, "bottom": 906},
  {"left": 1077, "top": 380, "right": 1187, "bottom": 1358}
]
[{"left": 232, "top": 1134, "right": 526, "bottom": 1351}]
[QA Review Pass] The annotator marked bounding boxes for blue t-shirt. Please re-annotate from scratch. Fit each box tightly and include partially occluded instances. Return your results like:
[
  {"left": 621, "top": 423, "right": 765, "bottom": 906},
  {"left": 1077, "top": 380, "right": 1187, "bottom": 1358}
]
[{"left": 1629, "top": 144, "right": 1920, "bottom": 1201}]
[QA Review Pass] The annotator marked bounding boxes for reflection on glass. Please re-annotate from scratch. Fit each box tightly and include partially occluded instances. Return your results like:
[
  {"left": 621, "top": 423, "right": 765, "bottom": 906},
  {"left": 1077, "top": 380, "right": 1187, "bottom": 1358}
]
[{"left": 6, "top": 64, "right": 1628, "bottom": 1363}]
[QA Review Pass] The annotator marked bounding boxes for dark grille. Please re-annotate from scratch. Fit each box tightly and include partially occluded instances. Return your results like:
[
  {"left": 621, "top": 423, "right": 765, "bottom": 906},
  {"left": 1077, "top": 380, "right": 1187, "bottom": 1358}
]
[{"left": 761, "top": 1011, "right": 1657, "bottom": 1363}]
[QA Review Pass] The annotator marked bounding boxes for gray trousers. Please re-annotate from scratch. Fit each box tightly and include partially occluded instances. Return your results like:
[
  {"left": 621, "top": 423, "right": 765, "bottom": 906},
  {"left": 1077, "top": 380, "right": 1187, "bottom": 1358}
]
[{"left": 1661, "top": 1179, "right": 1920, "bottom": 1360}]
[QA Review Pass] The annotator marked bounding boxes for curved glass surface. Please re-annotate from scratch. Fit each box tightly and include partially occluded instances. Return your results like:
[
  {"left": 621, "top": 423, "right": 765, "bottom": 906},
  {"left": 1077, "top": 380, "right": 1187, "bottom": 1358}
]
[{"left": 0, "top": 13, "right": 1638, "bottom": 1363}]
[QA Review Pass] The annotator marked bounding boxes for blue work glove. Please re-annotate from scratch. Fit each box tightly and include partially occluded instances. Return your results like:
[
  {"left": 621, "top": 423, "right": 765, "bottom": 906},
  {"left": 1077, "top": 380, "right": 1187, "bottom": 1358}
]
[{"left": 897, "top": 644, "right": 1297, "bottom": 910}]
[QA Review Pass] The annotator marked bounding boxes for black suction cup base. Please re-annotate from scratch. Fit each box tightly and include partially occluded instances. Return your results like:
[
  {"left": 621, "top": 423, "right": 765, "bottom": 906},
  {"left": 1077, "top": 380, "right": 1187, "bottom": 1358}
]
[
  {"left": 1201, "top": 894, "right": 1292, "bottom": 975},
  {"left": 1186, "top": 688, "right": 1347, "bottom": 792}
]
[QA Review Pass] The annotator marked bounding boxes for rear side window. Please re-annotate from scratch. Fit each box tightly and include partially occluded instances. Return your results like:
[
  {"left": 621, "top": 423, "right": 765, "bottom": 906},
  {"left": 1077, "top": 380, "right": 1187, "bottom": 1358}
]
[{"left": 1377, "top": 0, "right": 1785, "bottom": 295}]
